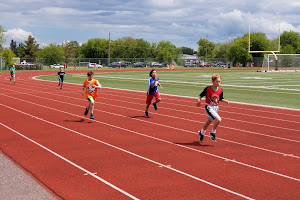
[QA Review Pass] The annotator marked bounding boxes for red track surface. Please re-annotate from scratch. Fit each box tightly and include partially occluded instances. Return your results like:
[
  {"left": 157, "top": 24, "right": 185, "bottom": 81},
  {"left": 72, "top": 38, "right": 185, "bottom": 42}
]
[{"left": 0, "top": 70, "right": 299, "bottom": 200}]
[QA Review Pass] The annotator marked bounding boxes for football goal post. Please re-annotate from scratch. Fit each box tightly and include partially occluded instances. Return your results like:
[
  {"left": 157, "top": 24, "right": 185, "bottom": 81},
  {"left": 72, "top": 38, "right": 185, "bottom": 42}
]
[
  {"left": 262, "top": 54, "right": 300, "bottom": 72},
  {"left": 79, "top": 62, "right": 90, "bottom": 67}
]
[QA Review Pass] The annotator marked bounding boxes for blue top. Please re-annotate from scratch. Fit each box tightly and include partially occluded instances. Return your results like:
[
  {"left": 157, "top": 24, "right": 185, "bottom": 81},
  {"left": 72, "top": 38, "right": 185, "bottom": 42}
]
[{"left": 147, "top": 77, "right": 159, "bottom": 95}]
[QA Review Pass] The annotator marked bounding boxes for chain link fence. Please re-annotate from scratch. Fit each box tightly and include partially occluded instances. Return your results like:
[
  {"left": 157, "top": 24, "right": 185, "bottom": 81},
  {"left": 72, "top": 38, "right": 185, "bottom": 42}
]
[
  {"left": 0, "top": 56, "right": 7, "bottom": 70},
  {"left": 0, "top": 56, "right": 267, "bottom": 70}
]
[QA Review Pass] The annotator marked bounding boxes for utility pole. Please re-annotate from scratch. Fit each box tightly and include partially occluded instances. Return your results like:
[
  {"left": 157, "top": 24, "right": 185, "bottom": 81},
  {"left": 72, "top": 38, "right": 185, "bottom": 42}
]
[
  {"left": 205, "top": 35, "right": 208, "bottom": 62},
  {"left": 108, "top": 32, "right": 111, "bottom": 65}
]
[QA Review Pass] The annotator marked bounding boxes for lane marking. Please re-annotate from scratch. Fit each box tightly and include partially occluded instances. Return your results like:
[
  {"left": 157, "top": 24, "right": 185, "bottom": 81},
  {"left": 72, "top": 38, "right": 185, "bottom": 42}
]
[
  {"left": 31, "top": 75, "right": 300, "bottom": 111},
  {"left": 0, "top": 105, "right": 255, "bottom": 200},
  {"left": 2, "top": 86, "right": 300, "bottom": 152},
  {"left": 0, "top": 122, "right": 139, "bottom": 200},
  {"left": 1, "top": 96, "right": 299, "bottom": 183},
  {"left": 2, "top": 82, "right": 299, "bottom": 133}
]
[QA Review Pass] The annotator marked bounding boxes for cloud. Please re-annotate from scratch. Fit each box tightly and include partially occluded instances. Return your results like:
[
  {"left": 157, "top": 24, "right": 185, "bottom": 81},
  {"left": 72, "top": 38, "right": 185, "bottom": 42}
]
[
  {"left": 3, "top": 28, "right": 33, "bottom": 47},
  {"left": 0, "top": 0, "right": 299, "bottom": 50}
]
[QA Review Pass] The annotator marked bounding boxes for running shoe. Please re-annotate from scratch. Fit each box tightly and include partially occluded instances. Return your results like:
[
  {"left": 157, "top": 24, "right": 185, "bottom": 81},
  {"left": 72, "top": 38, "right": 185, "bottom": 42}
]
[
  {"left": 153, "top": 102, "right": 157, "bottom": 110},
  {"left": 84, "top": 107, "right": 88, "bottom": 116},
  {"left": 198, "top": 131, "right": 204, "bottom": 142},
  {"left": 145, "top": 111, "right": 149, "bottom": 118},
  {"left": 90, "top": 113, "right": 94, "bottom": 119},
  {"left": 209, "top": 132, "right": 217, "bottom": 142}
]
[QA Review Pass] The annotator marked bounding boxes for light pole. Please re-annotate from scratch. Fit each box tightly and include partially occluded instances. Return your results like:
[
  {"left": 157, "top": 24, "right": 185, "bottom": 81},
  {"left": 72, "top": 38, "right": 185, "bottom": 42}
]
[
  {"left": 108, "top": 32, "right": 111, "bottom": 65},
  {"left": 205, "top": 35, "right": 208, "bottom": 62}
]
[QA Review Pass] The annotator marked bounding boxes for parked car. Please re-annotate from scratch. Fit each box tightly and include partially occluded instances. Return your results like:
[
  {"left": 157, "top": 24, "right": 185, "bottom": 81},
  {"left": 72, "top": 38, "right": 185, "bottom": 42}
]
[
  {"left": 108, "top": 62, "right": 127, "bottom": 68},
  {"left": 133, "top": 62, "right": 147, "bottom": 68},
  {"left": 88, "top": 63, "right": 102, "bottom": 68},
  {"left": 50, "top": 64, "right": 64, "bottom": 69},
  {"left": 184, "top": 62, "right": 196, "bottom": 67},
  {"left": 198, "top": 62, "right": 211, "bottom": 67},
  {"left": 20, "top": 61, "right": 33, "bottom": 65},
  {"left": 150, "top": 62, "right": 162, "bottom": 67},
  {"left": 213, "top": 62, "right": 228, "bottom": 67}
]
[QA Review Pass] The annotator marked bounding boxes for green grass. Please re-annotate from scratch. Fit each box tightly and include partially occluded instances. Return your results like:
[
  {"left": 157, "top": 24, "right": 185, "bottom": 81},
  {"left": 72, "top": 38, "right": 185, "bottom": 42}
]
[{"left": 37, "top": 70, "right": 300, "bottom": 109}]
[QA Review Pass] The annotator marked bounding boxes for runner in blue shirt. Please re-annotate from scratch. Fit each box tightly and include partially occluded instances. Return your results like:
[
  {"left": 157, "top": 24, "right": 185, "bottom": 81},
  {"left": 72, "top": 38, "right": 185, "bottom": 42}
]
[{"left": 145, "top": 69, "right": 163, "bottom": 117}]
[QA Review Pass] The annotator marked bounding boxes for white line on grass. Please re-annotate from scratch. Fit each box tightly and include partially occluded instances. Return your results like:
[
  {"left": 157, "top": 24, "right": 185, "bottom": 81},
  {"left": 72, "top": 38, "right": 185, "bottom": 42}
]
[
  {"left": 32, "top": 75, "right": 300, "bottom": 111},
  {"left": 101, "top": 91, "right": 300, "bottom": 124},
  {"left": 71, "top": 74, "right": 300, "bottom": 92}
]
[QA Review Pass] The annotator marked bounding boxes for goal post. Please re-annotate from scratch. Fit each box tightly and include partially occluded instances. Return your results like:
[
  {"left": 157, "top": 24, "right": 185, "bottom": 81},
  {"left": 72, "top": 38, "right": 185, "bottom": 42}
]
[
  {"left": 248, "top": 11, "right": 282, "bottom": 71},
  {"left": 262, "top": 54, "right": 300, "bottom": 72},
  {"left": 78, "top": 62, "right": 90, "bottom": 67}
]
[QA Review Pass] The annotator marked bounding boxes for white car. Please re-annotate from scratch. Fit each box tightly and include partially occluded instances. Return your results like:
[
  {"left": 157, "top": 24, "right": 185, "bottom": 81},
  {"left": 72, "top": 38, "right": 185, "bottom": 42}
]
[
  {"left": 88, "top": 63, "right": 102, "bottom": 68},
  {"left": 50, "top": 64, "right": 64, "bottom": 69}
]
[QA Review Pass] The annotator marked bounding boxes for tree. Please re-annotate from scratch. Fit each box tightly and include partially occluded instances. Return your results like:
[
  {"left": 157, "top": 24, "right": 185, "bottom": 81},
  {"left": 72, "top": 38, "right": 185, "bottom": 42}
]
[
  {"left": 156, "top": 41, "right": 179, "bottom": 63},
  {"left": 227, "top": 36, "right": 252, "bottom": 66},
  {"left": 269, "top": 38, "right": 280, "bottom": 52},
  {"left": 39, "top": 44, "right": 65, "bottom": 65},
  {"left": 10, "top": 40, "right": 17, "bottom": 55},
  {"left": 16, "top": 43, "right": 26, "bottom": 58},
  {"left": 280, "top": 45, "right": 296, "bottom": 54},
  {"left": 215, "top": 42, "right": 231, "bottom": 58},
  {"left": 179, "top": 47, "right": 194, "bottom": 55},
  {"left": 24, "top": 35, "right": 39, "bottom": 58},
  {"left": 248, "top": 32, "right": 270, "bottom": 57},
  {"left": 196, "top": 38, "right": 215, "bottom": 60},
  {"left": 135, "top": 39, "right": 152, "bottom": 58},
  {"left": 1, "top": 49, "right": 16, "bottom": 66},
  {"left": 63, "top": 40, "right": 79, "bottom": 58},
  {"left": 78, "top": 38, "right": 108, "bottom": 58},
  {"left": 280, "top": 31, "right": 300, "bottom": 54},
  {"left": 0, "top": 25, "right": 5, "bottom": 50},
  {"left": 111, "top": 36, "right": 138, "bottom": 60}
]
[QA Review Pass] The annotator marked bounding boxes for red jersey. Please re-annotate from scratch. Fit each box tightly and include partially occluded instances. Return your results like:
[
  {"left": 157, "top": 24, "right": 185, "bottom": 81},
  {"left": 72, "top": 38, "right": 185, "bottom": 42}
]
[{"left": 200, "top": 86, "right": 224, "bottom": 105}]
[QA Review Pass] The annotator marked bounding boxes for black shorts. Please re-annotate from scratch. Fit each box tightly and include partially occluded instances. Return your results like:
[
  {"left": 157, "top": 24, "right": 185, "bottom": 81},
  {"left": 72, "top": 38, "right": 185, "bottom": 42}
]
[{"left": 59, "top": 76, "right": 64, "bottom": 83}]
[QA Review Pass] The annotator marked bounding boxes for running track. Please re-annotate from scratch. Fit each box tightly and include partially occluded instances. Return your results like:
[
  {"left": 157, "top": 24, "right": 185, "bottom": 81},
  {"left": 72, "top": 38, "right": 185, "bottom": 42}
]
[{"left": 0, "top": 70, "right": 299, "bottom": 200}]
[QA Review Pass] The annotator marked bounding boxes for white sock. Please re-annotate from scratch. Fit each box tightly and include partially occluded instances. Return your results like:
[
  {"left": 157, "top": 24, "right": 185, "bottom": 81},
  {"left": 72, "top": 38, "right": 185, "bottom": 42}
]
[
  {"left": 211, "top": 129, "right": 216, "bottom": 134},
  {"left": 200, "top": 129, "right": 206, "bottom": 135}
]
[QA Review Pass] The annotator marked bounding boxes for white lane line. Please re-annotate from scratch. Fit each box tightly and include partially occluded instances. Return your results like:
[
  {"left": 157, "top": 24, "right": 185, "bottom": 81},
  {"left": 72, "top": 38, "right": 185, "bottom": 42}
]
[
  {"left": 0, "top": 104, "right": 255, "bottom": 200},
  {"left": 100, "top": 92, "right": 300, "bottom": 124},
  {"left": 31, "top": 75, "right": 300, "bottom": 112},
  {"left": 2, "top": 87, "right": 300, "bottom": 154},
  {"left": 2, "top": 81, "right": 299, "bottom": 135},
  {"left": 1, "top": 95, "right": 300, "bottom": 183},
  {"left": 97, "top": 95, "right": 300, "bottom": 133},
  {"left": 68, "top": 74, "right": 300, "bottom": 92},
  {"left": 0, "top": 122, "right": 139, "bottom": 200}
]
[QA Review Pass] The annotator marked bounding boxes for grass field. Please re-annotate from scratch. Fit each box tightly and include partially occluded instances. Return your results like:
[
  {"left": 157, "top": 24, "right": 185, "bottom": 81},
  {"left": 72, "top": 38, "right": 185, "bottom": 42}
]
[{"left": 37, "top": 69, "right": 300, "bottom": 109}]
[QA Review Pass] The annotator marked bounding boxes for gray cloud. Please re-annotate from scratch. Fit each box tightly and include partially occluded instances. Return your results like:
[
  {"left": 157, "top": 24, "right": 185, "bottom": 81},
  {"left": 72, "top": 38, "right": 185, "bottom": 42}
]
[{"left": 0, "top": 0, "right": 299, "bottom": 50}]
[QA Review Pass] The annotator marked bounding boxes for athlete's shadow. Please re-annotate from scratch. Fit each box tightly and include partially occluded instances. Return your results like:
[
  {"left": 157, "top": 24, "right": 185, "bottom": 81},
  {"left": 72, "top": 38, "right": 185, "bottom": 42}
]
[
  {"left": 64, "top": 118, "right": 92, "bottom": 123},
  {"left": 130, "top": 115, "right": 148, "bottom": 119},
  {"left": 174, "top": 141, "right": 213, "bottom": 147}
]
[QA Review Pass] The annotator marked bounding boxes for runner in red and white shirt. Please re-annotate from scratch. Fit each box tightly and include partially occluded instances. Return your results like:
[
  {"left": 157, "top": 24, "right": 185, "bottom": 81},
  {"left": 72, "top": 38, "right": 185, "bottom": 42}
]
[{"left": 196, "top": 74, "right": 229, "bottom": 142}]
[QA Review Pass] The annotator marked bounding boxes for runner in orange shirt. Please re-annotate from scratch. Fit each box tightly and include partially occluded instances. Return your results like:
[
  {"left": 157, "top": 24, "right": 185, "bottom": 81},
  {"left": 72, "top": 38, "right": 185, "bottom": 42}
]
[{"left": 81, "top": 71, "right": 102, "bottom": 119}]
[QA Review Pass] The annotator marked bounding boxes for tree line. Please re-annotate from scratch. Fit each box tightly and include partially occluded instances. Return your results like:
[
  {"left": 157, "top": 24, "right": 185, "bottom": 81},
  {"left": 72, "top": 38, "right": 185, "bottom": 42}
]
[{"left": 0, "top": 24, "right": 299, "bottom": 66}]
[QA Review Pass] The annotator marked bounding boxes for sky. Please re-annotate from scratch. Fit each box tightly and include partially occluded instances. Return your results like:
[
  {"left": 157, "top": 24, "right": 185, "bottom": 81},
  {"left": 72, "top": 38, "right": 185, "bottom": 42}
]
[{"left": 0, "top": 0, "right": 299, "bottom": 50}]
